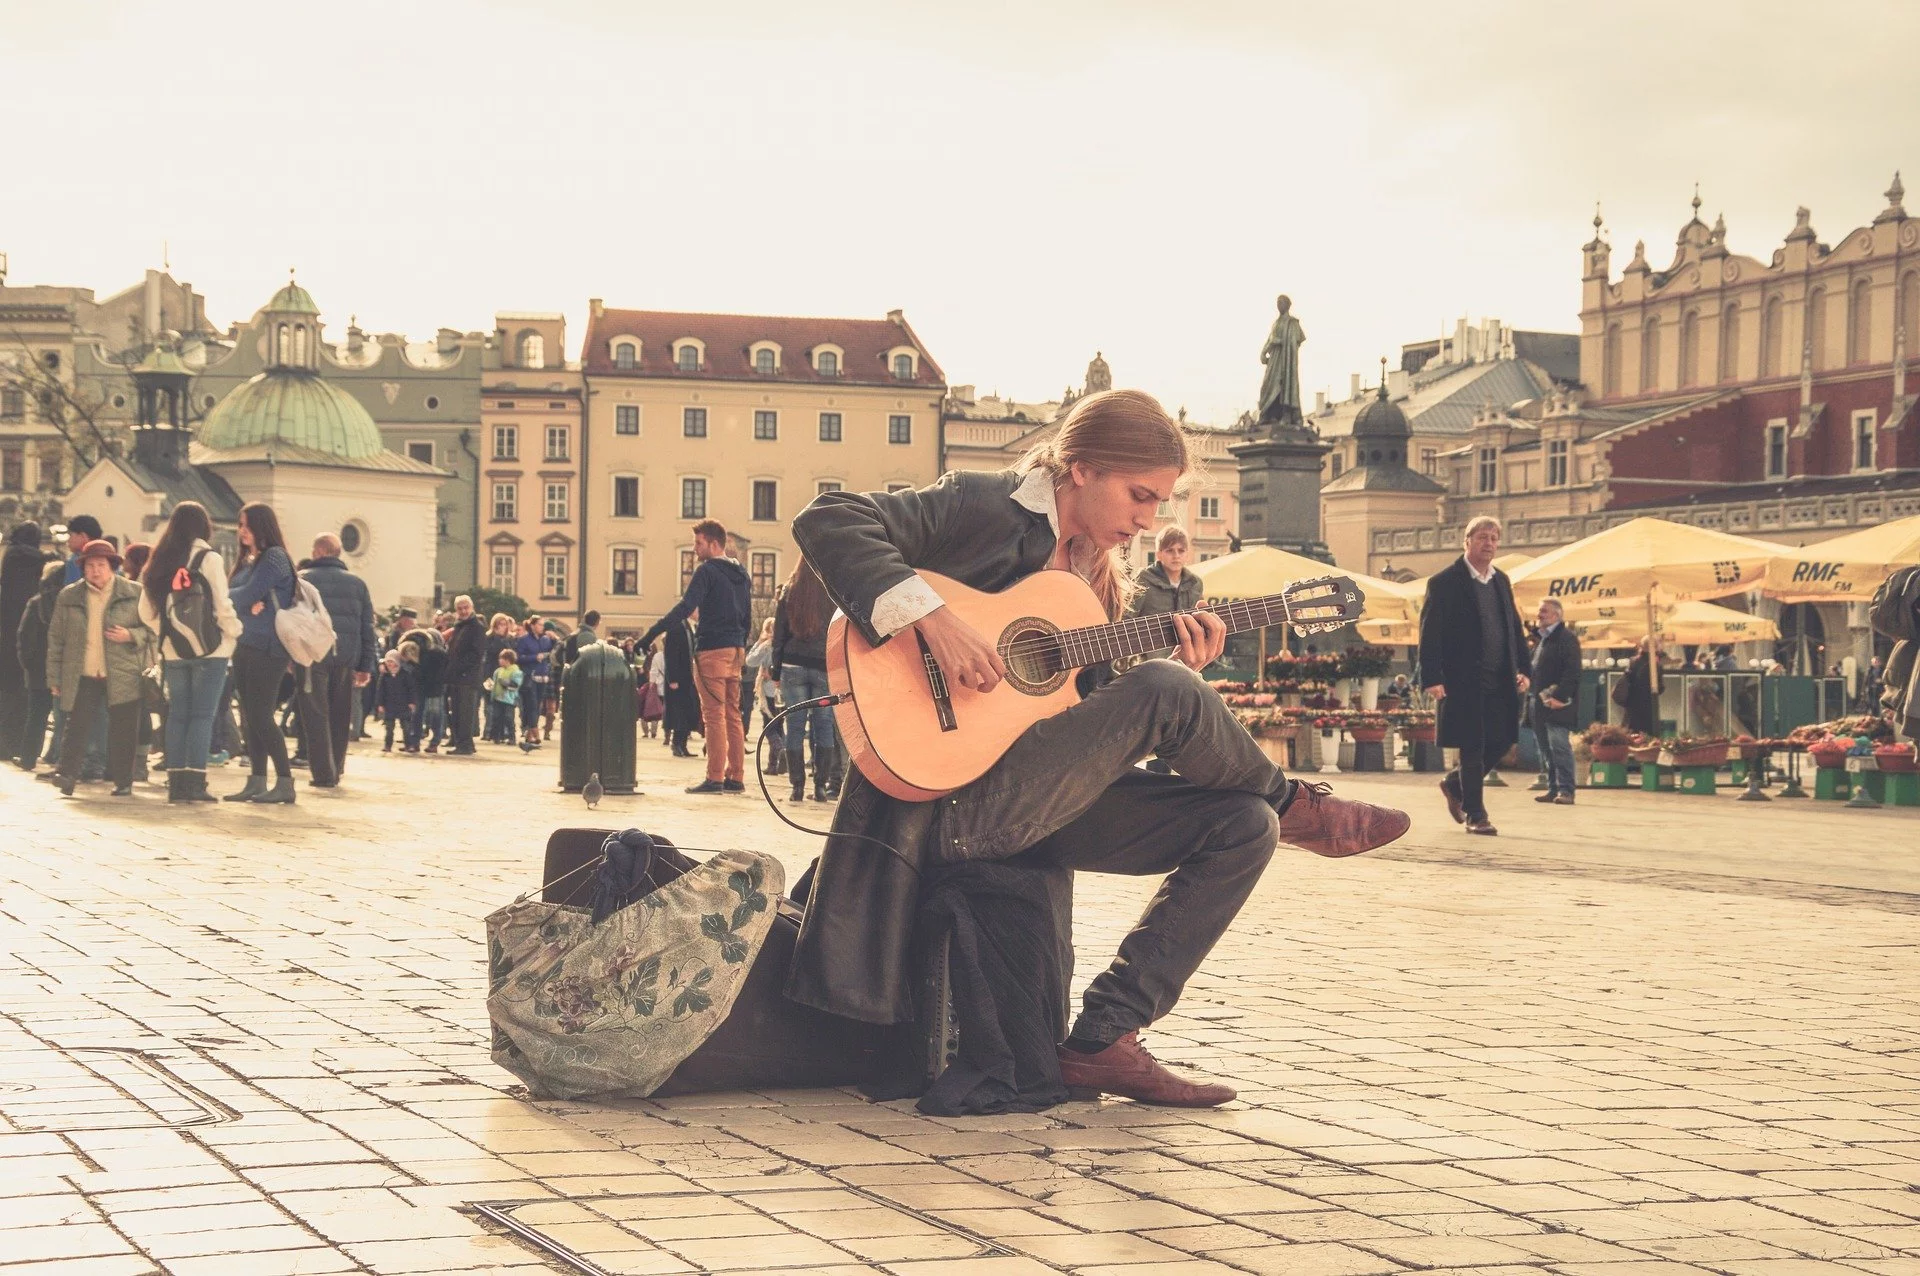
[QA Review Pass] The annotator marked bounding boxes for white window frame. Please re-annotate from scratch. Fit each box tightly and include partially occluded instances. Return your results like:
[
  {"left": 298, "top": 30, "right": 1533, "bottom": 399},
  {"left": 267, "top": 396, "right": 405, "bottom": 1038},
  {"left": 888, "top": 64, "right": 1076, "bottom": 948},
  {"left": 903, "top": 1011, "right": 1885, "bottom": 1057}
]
[
  {"left": 1764, "top": 417, "right": 1790, "bottom": 480},
  {"left": 490, "top": 552, "right": 516, "bottom": 595},
  {"left": 750, "top": 478, "right": 779, "bottom": 522},
  {"left": 682, "top": 406, "right": 707, "bottom": 437},
  {"left": 610, "top": 339, "right": 640, "bottom": 370},
  {"left": 613, "top": 404, "right": 640, "bottom": 436},
  {"left": 544, "top": 481, "right": 569, "bottom": 522},
  {"left": 542, "top": 553, "right": 569, "bottom": 599},
  {"left": 610, "top": 473, "right": 642, "bottom": 519},
  {"left": 673, "top": 338, "right": 705, "bottom": 371},
  {"left": 492, "top": 424, "right": 518, "bottom": 460},
  {"left": 545, "top": 424, "right": 570, "bottom": 461},
  {"left": 609, "top": 546, "right": 641, "bottom": 597},
  {"left": 753, "top": 409, "right": 778, "bottom": 441},
  {"left": 1852, "top": 409, "right": 1878, "bottom": 472},
  {"left": 813, "top": 345, "right": 843, "bottom": 376},
  {"left": 492, "top": 481, "right": 518, "bottom": 522},
  {"left": 1198, "top": 495, "right": 1221, "bottom": 521},
  {"left": 749, "top": 341, "right": 782, "bottom": 375},
  {"left": 818, "top": 411, "right": 843, "bottom": 442},
  {"left": 886, "top": 346, "right": 919, "bottom": 380}
]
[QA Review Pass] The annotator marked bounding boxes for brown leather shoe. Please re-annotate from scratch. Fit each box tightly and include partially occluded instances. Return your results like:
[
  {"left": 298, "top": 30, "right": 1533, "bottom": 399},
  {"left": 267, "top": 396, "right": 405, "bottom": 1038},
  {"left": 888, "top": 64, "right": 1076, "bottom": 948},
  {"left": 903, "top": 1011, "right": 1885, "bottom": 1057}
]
[
  {"left": 1277, "top": 781, "right": 1411, "bottom": 858},
  {"left": 1466, "top": 819, "right": 1498, "bottom": 835},
  {"left": 1440, "top": 774, "right": 1467, "bottom": 824},
  {"left": 1056, "top": 1032, "right": 1235, "bottom": 1107}
]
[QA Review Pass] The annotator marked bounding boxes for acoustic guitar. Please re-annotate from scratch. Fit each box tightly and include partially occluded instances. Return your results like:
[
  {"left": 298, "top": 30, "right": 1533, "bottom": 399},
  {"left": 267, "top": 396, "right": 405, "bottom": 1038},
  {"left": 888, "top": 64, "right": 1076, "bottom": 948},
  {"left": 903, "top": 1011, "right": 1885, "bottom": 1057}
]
[{"left": 827, "top": 569, "right": 1365, "bottom": 801}]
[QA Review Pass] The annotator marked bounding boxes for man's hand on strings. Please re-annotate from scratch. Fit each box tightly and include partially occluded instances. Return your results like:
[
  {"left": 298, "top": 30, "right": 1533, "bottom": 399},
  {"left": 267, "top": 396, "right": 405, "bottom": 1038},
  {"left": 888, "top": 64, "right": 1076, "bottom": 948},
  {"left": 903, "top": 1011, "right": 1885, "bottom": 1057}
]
[
  {"left": 1170, "top": 609, "right": 1226, "bottom": 671},
  {"left": 915, "top": 605, "right": 1006, "bottom": 694}
]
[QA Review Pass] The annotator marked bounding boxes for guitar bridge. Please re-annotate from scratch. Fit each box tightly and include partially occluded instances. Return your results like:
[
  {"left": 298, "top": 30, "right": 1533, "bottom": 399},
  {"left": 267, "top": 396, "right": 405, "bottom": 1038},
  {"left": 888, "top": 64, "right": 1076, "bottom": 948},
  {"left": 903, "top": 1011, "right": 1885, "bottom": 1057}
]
[{"left": 916, "top": 632, "right": 958, "bottom": 732}]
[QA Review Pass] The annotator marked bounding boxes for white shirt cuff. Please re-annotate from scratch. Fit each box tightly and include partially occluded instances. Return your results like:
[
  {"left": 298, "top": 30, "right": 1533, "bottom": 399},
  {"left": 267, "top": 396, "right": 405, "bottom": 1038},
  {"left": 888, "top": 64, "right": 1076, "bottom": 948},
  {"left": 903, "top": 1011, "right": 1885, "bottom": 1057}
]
[{"left": 870, "top": 573, "right": 945, "bottom": 638}]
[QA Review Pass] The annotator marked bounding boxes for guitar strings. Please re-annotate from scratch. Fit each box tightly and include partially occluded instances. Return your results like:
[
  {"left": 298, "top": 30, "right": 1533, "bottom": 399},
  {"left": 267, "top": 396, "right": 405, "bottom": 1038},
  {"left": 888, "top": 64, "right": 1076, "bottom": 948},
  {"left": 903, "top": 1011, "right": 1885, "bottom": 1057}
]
[{"left": 995, "top": 589, "right": 1359, "bottom": 663}]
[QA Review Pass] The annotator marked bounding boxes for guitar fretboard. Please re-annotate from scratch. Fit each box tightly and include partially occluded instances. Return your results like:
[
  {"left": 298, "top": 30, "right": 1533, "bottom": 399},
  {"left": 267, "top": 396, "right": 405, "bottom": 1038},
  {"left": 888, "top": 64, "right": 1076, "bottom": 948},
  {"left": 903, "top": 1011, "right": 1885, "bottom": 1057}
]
[{"left": 1041, "top": 593, "right": 1302, "bottom": 669}]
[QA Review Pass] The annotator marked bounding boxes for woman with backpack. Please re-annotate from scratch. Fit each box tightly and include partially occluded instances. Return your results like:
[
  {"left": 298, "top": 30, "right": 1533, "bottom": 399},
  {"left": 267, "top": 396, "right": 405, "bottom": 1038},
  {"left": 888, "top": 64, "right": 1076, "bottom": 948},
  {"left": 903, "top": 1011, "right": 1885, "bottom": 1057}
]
[
  {"left": 138, "top": 502, "right": 242, "bottom": 803},
  {"left": 225, "top": 502, "right": 298, "bottom": 803}
]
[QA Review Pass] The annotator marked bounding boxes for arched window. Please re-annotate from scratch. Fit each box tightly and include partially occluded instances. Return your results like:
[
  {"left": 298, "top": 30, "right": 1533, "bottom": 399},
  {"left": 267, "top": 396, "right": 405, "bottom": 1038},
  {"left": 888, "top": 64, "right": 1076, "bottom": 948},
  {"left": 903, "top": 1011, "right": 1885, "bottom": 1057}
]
[
  {"left": 519, "top": 332, "right": 545, "bottom": 369},
  {"left": 677, "top": 345, "right": 698, "bottom": 372},
  {"left": 1679, "top": 310, "right": 1700, "bottom": 388},
  {"left": 1761, "top": 295, "right": 1783, "bottom": 377},
  {"left": 816, "top": 351, "right": 838, "bottom": 376},
  {"left": 755, "top": 348, "right": 776, "bottom": 374},
  {"left": 1849, "top": 277, "right": 1873, "bottom": 366},
  {"left": 1808, "top": 287, "right": 1830, "bottom": 370},
  {"left": 276, "top": 322, "right": 290, "bottom": 364},
  {"left": 1602, "top": 322, "right": 1621, "bottom": 398},
  {"left": 1719, "top": 303, "right": 1741, "bottom": 382},
  {"left": 892, "top": 353, "right": 914, "bottom": 381},
  {"left": 613, "top": 342, "right": 637, "bottom": 371},
  {"left": 293, "top": 324, "right": 308, "bottom": 366},
  {"left": 1640, "top": 316, "right": 1662, "bottom": 393}
]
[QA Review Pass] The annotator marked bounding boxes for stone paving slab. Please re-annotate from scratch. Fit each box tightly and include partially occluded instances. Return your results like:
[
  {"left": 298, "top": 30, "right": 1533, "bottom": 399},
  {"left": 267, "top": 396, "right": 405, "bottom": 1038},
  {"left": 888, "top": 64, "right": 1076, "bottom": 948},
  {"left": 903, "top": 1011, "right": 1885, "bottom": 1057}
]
[{"left": 1, "top": 737, "right": 1917, "bottom": 1274}]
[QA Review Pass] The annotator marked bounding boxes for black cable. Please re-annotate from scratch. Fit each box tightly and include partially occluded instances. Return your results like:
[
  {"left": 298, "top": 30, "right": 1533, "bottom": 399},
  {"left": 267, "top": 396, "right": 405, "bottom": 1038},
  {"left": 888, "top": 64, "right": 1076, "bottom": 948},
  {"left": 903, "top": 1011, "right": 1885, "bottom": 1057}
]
[{"left": 753, "top": 694, "right": 920, "bottom": 877}]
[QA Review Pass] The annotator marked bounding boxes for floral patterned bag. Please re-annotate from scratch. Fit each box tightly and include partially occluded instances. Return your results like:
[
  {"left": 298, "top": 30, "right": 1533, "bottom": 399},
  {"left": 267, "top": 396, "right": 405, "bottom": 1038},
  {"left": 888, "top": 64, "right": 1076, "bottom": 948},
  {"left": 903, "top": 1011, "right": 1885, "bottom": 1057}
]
[{"left": 486, "top": 847, "right": 783, "bottom": 1099}]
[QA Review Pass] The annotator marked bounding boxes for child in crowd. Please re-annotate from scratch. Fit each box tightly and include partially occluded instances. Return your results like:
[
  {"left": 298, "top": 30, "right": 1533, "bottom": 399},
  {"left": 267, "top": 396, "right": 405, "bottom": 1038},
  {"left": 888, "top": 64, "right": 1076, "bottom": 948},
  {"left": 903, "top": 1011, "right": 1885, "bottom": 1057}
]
[
  {"left": 397, "top": 643, "right": 426, "bottom": 753},
  {"left": 487, "top": 648, "right": 522, "bottom": 744},
  {"left": 374, "top": 651, "right": 418, "bottom": 752}
]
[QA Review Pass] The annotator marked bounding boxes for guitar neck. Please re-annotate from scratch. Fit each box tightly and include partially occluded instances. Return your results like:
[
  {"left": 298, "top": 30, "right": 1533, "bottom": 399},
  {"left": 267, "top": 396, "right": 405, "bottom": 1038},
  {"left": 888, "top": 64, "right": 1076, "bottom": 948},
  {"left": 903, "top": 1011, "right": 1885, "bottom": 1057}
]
[{"left": 1056, "top": 594, "right": 1294, "bottom": 667}]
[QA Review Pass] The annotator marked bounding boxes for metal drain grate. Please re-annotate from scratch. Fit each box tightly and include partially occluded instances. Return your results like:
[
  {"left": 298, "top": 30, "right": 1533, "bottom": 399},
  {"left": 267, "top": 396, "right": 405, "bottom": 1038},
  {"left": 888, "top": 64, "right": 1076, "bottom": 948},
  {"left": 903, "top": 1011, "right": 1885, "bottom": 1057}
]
[
  {"left": 471, "top": 1184, "right": 1015, "bottom": 1275},
  {"left": 0, "top": 1048, "right": 235, "bottom": 1133}
]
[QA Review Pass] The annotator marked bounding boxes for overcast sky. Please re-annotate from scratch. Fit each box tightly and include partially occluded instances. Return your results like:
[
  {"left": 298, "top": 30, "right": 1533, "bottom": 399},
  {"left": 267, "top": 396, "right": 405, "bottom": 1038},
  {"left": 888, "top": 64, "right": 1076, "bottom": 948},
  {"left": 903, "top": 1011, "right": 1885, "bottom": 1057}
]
[{"left": 7, "top": 0, "right": 1918, "bottom": 423}]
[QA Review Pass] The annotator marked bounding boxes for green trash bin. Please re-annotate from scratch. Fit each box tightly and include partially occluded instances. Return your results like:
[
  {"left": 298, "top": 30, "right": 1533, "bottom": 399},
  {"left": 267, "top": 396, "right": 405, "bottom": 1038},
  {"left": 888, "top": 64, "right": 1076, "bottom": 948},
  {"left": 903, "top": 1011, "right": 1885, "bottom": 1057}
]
[{"left": 559, "top": 641, "right": 637, "bottom": 794}]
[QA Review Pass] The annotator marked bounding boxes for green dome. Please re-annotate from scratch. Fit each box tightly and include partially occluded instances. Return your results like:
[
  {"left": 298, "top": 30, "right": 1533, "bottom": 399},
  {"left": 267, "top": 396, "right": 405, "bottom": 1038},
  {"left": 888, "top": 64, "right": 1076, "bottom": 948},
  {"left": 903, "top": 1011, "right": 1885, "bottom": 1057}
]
[
  {"left": 202, "top": 371, "right": 384, "bottom": 459},
  {"left": 266, "top": 281, "right": 320, "bottom": 315}
]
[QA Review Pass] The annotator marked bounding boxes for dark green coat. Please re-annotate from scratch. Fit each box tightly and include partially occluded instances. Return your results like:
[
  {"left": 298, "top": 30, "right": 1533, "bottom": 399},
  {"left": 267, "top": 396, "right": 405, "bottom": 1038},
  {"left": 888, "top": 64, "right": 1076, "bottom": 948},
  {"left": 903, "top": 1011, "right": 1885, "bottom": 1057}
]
[
  {"left": 46, "top": 576, "right": 153, "bottom": 711},
  {"left": 789, "top": 469, "right": 1061, "bottom": 1023}
]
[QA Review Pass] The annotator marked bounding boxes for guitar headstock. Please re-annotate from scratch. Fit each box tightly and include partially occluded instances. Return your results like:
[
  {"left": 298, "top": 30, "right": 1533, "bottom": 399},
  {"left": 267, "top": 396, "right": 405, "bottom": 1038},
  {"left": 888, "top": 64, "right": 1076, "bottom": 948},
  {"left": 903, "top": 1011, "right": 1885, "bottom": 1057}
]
[{"left": 1281, "top": 575, "right": 1365, "bottom": 634}]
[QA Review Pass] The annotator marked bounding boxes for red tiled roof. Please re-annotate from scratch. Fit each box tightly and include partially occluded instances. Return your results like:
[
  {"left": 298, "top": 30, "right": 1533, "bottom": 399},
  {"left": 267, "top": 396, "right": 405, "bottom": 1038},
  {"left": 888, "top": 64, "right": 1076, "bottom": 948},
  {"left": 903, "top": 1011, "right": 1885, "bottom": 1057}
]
[{"left": 581, "top": 307, "right": 945, "bottom": 386}]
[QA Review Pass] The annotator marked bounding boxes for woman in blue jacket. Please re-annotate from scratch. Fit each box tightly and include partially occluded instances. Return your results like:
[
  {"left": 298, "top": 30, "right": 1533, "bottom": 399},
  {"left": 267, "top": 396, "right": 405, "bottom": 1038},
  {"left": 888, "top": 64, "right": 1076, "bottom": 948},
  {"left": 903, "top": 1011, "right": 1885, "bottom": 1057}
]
[
  {"left": 514, "top": 616, "right": 556, "bottom": 747},
  {"left": 225, "top": 502, "right": 297, "bottom": 803}
]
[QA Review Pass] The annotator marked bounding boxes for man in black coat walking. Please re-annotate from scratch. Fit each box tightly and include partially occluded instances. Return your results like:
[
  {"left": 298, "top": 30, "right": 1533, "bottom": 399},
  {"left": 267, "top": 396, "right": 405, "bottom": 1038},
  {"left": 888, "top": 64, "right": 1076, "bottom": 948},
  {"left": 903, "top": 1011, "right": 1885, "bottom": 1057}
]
[
  {"left": 1419, "top": 517, "right": 1530, "bottom": 835},
  {"left": 297, "top": 534, "right": 380, "bottom": 786},
  {"left": 1527, "top": 598, "right": 1582, "bottom": 805},
  {"left": 1, "top": 522, "right": 50, "bottom": 763},
  {"left": 443, "top": 594, "right": 486, "bottom": 755}
]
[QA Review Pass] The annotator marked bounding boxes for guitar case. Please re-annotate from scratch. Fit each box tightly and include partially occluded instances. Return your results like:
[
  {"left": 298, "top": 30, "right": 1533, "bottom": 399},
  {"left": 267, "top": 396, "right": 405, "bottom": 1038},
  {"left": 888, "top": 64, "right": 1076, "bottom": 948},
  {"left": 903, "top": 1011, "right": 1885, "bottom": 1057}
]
[{"left": 540, "top": 828, "right": 892, "bottom": 1095}]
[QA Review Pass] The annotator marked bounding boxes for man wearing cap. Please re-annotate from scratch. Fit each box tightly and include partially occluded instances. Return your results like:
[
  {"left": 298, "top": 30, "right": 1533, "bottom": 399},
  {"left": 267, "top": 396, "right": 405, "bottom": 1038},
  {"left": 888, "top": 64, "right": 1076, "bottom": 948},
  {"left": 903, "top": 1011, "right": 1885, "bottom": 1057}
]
[
  {"left": 60, "top": 515, "right": 103, "bottom": 586},
  {"left": 45, "top": 540, "right": 152, "bottom": 797}
]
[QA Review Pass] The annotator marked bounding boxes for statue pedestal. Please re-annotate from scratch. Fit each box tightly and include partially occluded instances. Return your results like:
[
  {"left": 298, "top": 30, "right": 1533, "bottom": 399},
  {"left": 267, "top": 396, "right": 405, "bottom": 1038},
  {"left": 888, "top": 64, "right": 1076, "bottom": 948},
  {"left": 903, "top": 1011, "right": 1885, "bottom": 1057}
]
[{"left": 1230, "top": 425, "right": 1333, "bottom": 561}]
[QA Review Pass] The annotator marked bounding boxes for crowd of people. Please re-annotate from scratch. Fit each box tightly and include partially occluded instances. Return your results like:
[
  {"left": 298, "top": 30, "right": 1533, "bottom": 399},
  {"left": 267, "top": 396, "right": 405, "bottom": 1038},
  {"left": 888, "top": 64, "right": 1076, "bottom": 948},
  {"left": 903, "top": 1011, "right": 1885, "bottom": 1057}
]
[{"left": 0, "top": 502, "right": 851, "bottom": 809}]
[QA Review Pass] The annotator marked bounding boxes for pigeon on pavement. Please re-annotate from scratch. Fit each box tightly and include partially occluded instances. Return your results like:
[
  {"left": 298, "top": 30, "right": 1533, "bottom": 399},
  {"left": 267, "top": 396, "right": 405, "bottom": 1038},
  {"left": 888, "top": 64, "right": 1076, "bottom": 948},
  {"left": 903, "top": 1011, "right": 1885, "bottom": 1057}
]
[{"left": 583, "top": 772, "right": 603, "bottom": 809}]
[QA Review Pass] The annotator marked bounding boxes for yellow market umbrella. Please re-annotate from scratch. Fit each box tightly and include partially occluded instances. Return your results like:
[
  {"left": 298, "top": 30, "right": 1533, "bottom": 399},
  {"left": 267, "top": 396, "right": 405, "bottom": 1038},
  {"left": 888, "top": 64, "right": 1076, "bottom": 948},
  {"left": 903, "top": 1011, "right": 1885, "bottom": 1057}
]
[
  {"left": 1761, "top": 514, "right": 1920, "bottom": 603},
  {"left": 1492, "top": 552, "right": 1533, "bottom": 575},
  {"left": 1572, "top": 598, "right": 1781, "bottom": 646},
  {"left": 1194, "top": 545, "right": 1421, "bottom": 625},
  {"left": 1507, "top": 517, "right": 1791, "bottom": 612}
]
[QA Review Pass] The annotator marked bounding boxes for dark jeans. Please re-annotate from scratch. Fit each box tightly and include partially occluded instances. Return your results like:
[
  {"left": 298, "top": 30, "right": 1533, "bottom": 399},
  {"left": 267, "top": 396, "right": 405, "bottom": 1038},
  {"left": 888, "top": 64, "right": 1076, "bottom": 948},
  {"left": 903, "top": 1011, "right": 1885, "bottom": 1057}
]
[
  {"left": 448, "top": 680, "right": 479, "bottom": 751},
  {"left": 1532, "top": 711, "right": 1575, "bottom": 797},
  {"left": 233, "top": 643, "right": 291, "bottom": 778},
  {"left": 57, "top": 679, "right": 138, "bottom": 787},
  {"left": 413, "top": 694, "right": 445, "bottom": 749},
  {"left": 944, "top": 660, "right": 1291, "bottom": 1043},
  {"left": 297, "top": 657, "right": 356, "bottom": 785},
  {"left": 779, "top": 666, "right": 833, "bottom": 763},
  {"left": 17, "top": 687, "right": 52, "bottom": 768}
]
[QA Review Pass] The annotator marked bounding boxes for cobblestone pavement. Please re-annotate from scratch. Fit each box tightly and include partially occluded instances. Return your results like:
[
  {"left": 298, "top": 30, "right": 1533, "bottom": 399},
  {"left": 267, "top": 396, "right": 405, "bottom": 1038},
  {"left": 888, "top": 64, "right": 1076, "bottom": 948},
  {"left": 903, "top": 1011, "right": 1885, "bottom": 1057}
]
[{"left": 3, "top": 737, "right": 1919, "bottom": 1276}]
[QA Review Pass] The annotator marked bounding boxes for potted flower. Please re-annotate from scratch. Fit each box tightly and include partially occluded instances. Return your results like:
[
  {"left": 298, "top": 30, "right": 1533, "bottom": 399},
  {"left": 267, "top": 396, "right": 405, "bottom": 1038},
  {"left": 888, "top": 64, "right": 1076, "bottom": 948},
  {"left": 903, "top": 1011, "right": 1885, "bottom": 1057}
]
[
  {"left": 1347, "top": 713, "right": 1390, "bottom": 744},
  {"left": 1583, "top": 722, "right": 1633, "bottom": 764},
  {"left": 1808, "top": 735, "right": 1851, "bottom": 769},
  {"left": 1391, "top": 709, "right": 1437, "bottom": 743},
  {"left": 1659, "top": 734, "right": 1730, "bottom": 768}
]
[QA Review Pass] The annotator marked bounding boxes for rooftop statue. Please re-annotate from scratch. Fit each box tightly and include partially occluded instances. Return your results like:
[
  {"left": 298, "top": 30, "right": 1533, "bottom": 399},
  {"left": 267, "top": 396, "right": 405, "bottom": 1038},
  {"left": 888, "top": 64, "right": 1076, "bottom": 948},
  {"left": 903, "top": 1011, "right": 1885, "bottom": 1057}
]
[{"left": 1257, "top": 294, "right": 1305, "bottom": 428}]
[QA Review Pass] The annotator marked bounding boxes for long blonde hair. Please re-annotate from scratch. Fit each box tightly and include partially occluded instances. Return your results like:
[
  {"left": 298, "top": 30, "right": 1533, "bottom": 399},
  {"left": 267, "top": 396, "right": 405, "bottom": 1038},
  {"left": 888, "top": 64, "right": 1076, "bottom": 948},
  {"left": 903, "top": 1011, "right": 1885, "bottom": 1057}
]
[{"left": 1015, "top": 388, "right": 1190, "bottom": 619}]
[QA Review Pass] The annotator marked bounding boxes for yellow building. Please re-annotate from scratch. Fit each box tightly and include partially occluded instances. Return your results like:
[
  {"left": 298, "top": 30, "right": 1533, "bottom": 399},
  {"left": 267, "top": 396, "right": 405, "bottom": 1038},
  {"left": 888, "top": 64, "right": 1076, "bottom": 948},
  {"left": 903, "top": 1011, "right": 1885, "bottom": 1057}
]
[
  {"left": 580, "top": 302, "right": 945, "bottom": 633},
  {"left": 481, "top": 312, "right": 584, "bottom": 623}
]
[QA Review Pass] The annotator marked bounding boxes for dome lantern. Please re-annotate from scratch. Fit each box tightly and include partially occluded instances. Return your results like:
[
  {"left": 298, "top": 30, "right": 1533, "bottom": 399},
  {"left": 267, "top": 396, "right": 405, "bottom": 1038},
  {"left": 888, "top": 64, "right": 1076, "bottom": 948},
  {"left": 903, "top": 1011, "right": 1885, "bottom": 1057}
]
[{"left": 262, "top": 270, "right": 323, "bottom": 372}]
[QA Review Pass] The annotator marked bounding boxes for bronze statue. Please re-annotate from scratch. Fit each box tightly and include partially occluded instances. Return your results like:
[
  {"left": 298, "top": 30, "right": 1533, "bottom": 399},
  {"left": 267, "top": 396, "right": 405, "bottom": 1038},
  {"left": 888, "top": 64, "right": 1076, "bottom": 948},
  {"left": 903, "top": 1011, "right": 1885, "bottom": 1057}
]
[{"left": 1257, "top": 295, "right": 1306, "bottom": 427}]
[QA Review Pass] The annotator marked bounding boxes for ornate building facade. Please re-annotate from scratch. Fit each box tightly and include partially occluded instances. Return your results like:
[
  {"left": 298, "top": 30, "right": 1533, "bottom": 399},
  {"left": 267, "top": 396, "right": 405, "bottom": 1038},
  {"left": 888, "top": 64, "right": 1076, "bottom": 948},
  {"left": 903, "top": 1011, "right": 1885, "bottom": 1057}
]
[
  {"left": 578, "top": 302, "right": 946, "bottom": 634},
  {"left": 480, "top": 313, "right": 583, "bottom": 622}
]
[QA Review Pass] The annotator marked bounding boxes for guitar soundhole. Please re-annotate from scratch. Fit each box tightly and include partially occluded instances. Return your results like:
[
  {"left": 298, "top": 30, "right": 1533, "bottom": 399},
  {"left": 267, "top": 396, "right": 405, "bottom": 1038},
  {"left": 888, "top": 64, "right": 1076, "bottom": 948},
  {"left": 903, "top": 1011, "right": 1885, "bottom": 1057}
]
[{"left": 999, "top": 618, "right": 1069, "bottom": 696}]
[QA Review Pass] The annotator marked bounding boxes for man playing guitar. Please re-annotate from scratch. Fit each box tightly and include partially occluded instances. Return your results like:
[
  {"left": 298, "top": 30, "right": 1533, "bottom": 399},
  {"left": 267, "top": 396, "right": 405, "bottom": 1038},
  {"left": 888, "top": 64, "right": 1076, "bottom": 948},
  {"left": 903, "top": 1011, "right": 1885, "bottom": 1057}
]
[{"left": 792, "top": 388, "right": 1411, "bottom": 1106}]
